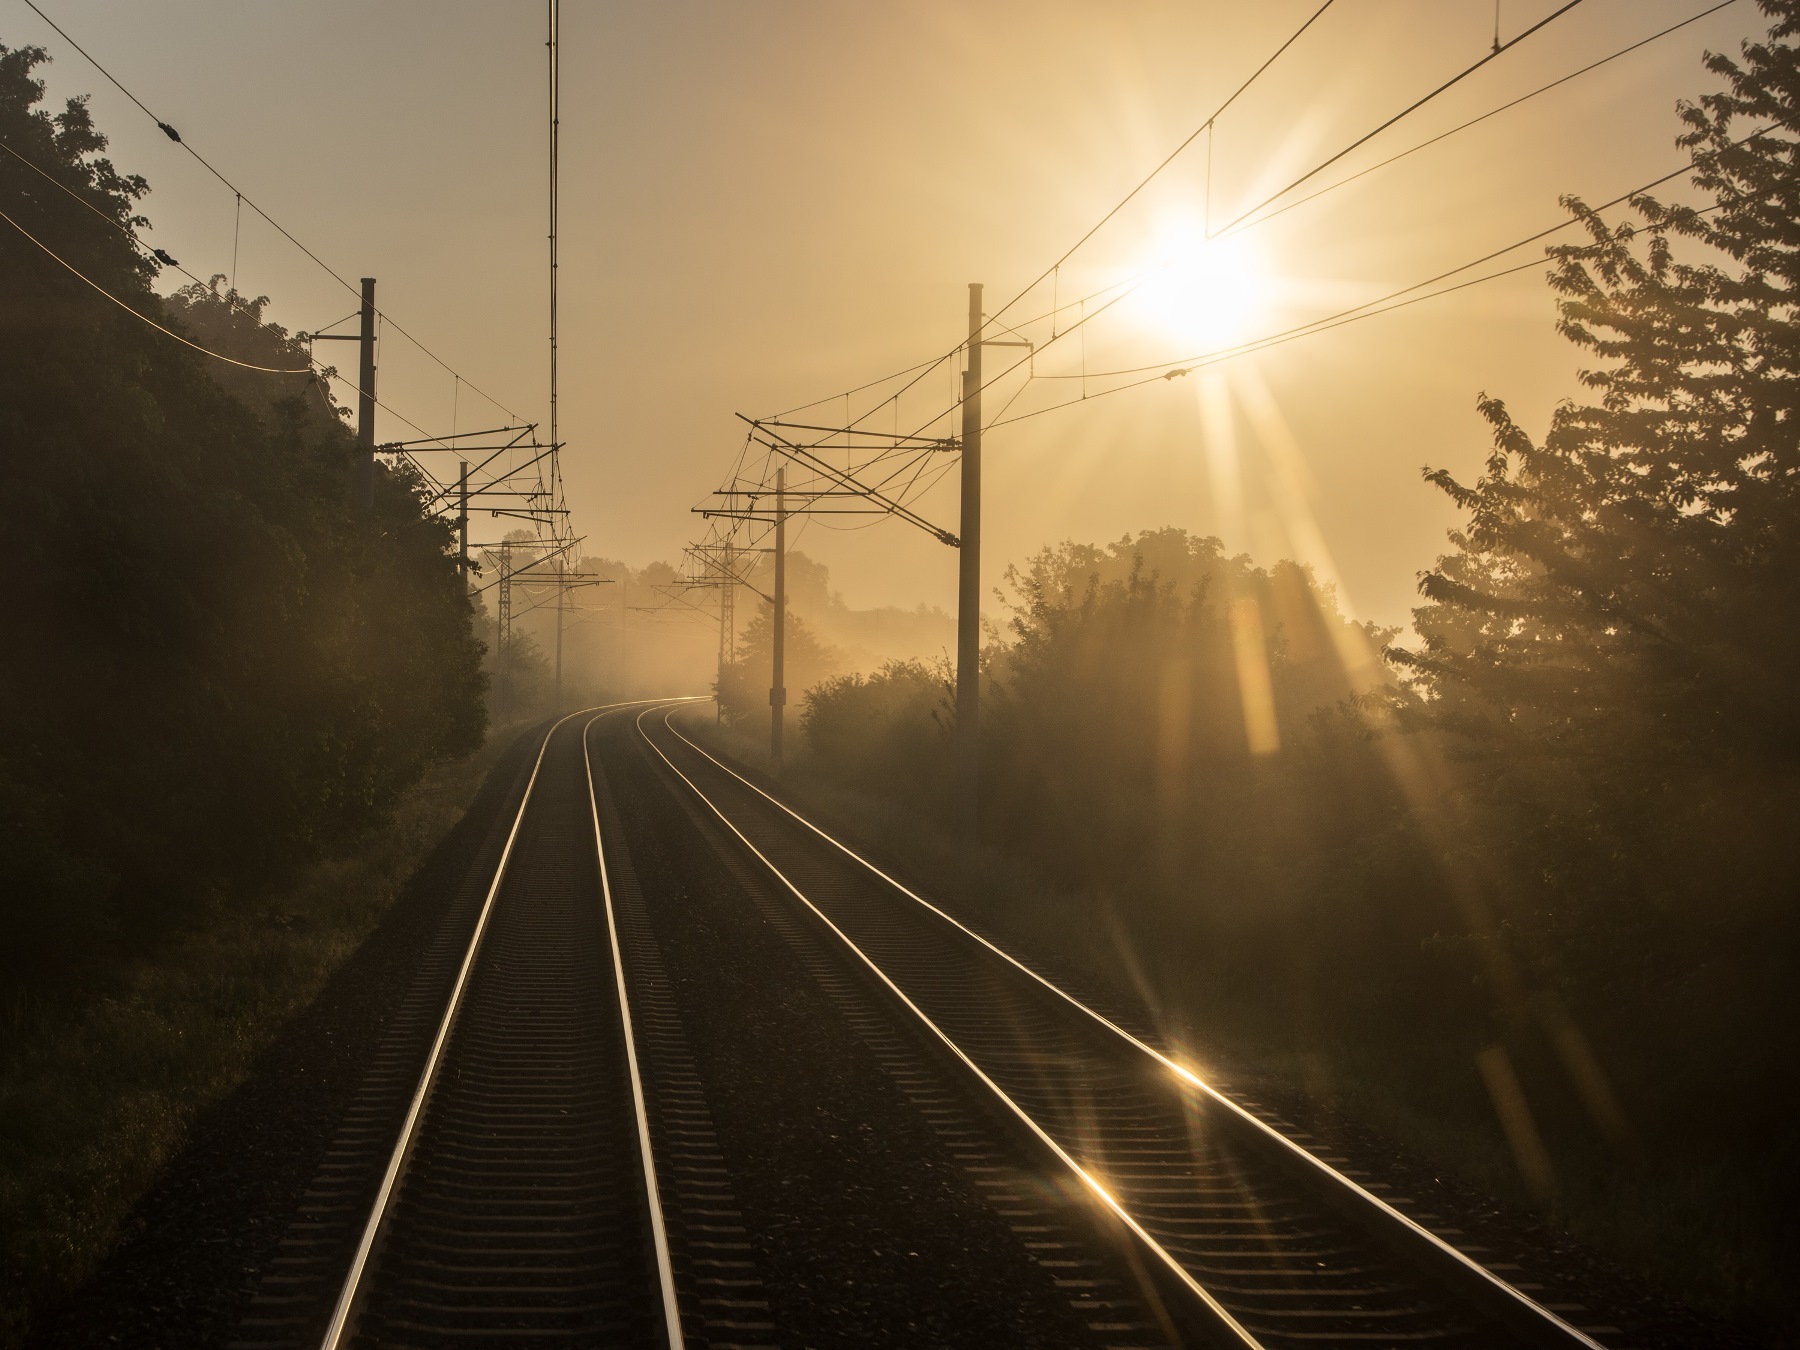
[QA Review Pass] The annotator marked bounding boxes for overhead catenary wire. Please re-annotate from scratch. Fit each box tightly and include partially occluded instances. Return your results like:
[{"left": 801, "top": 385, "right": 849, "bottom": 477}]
[
  {"left": 811, "top": 116, "right": 1770, "bottom": 507},
  {"left": 887, "top": 0, "right": 1607, "bottom": 454},
  {"left": 770, "top": 352, "right": 952, "bottom": 420},
  {"left": 972, "top": 0, "right": 1596, "bottom": 411},
  {"left": 759, "top": 1, "right": 1341, "bottom": 434},
  {"left": 1, "top": 203, "right": 313, "bottom": 373},
  {"left": 890, "top": 0, "right": 1743, "bottom": 442},
  {"left": 1210, "top": 0, "right": 1592, "bottom": 238},
  {"left": 15, "top": 2, "right": 577, "bottom": 548},
  {"left": 989, "top": 128, "right": 1778, "bottom": 430},
  {"left": 709, "top": 1, "right": 1715, "bottom": 573},
  {"left": 19, "top": 0, "right": 523, "bottom": 423},
  {"left": 770, "top": 0, "right": 1598, "bottom": 471},
  {"left": 8, "top": 28, "right": 557, "bottom": 540},
  {"left": 762, "top": 0, "right": 1699, "bottom": 460},
  {"left": 4, "top": 125, "right": 547, "bottom": 476},
  {"left": 0, "top": 133, "right": 211, "bottom": 289},
  {"left": 1220, "top": 0, "right": 1741, "bottom": 238},
  {"left": 983, "top": 0, "right": 1343, "bottom": 334}
]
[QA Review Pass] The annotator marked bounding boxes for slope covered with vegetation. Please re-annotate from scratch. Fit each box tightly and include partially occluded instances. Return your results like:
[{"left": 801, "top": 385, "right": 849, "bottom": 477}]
[
  {"left": 0, "top": 43, "right": 485, "bottom": 997},
  {"left": 0, "top": 42, "right": 491, "bottom": 1343}
]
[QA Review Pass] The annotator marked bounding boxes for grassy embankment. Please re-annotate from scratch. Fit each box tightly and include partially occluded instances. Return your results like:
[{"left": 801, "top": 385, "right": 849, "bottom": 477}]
[
  {"left": 0, "top": 728, "right": 524, "bottom": 1350},
  {"left": 685, "top": 711, "right": 1791, "bottom": 1347}
]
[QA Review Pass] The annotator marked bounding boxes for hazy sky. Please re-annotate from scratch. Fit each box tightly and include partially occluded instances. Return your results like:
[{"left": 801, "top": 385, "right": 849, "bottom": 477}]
[{"left": 13, "top": 0, "right": 1768, "bottom": 631}]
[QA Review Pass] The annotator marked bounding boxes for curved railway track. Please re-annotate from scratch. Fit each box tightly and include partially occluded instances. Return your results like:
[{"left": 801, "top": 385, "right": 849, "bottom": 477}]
[{"left": 637, "top": 705, "right": 1621, "bottom": 1350}]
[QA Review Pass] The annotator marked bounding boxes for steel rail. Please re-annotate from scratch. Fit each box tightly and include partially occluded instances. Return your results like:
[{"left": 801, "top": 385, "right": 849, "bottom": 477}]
[
  {"left": 653, "top": 708, "right": 1608, "bottom": 1350},
  {"left": 635, "top": 707, "right": 1260, "bottom": 1346},
  {"left": 583, "top": 700, "right": 710, "bottom": 1350},
  {"left": 317, "top": 699, "right": 679, "bottom": 1350}
]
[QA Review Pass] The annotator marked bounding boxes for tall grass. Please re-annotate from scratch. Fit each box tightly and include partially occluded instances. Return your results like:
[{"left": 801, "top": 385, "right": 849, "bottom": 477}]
[{"left": 0, "top": 737, "right": 509, "bottom": 1349}]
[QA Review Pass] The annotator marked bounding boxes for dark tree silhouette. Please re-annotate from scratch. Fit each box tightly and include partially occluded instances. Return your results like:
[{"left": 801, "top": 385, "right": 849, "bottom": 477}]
[{"left": 1, "top": 45, "right": 485, "bottom": 990}]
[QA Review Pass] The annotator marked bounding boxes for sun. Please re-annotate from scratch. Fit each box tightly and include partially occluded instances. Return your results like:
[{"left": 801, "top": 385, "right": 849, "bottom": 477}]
[{"left": 1131, "top": 227, "right": 1274, "bottom": 350}]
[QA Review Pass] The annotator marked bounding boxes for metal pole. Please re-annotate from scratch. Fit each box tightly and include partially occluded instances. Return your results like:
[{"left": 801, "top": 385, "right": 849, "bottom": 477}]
[
  {"left": 956, "top": 282, "right": 983, "bottom": 828},
  {"left": 497, "top": 539, "right": 512, "bottom": 722},
  {"left": 554, "top": 557, "right": 565, "bottom": 709},
  {"left": 356, "top": 277, "right": 376, "bottom": 510},
  {"left": 717, "top": 564, "right": 727, "bottom": 726},
  {"left": 457, "top": 460, "right": 469, "bottom": 579},
  {"left": 771, "top": 467, "right": 787, "bottom": 767},
  {"left": 718, "top": 541, "right": 736, "bottom": 726},
  {"left": 546, "top": 0, "right": 559, "bottom": 505}
]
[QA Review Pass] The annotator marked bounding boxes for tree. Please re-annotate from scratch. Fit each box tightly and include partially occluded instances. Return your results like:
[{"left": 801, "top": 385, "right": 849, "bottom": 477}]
[
  {"left": 1, "top": 45, "right": 485, "bottom": 989},
  {"left": 1394, "top": 2, "right": 1800, "bottom": 967},
  {"left": 714, "top": 602, "right": 841, "bottom": 727}
]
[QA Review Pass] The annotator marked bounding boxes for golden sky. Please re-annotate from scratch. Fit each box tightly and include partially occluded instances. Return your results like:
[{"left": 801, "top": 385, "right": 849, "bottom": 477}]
[{"left": 16, "top": 0, "right": 1767, "bottom": 629}]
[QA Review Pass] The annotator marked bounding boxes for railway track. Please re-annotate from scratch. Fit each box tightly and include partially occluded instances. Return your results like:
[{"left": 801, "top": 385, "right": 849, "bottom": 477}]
[
  {"left": 311, "top": 704, "right": 685, "bottom": 1350},
  {"left": 245, "top": 700, "right": 1157, "bottom": 1350},
  {"left": 637, "top": 705, "right": 1626, "bottom": 1350},
  {"left": 231, "top": 697, "right": 1630, "bottom": 1349}
]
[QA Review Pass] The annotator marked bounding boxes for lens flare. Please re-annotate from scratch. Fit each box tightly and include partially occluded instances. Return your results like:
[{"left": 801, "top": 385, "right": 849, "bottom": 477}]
[{"left": 1134, "top": 226, "right": 1274, "bottom": 348}]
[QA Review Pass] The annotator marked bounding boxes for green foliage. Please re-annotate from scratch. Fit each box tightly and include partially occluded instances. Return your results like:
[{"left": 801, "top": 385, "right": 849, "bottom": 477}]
[
  {"left": 802, "top": 658, "right": 953, "bottom": 805},
  {"left": 0, "top": 45, "right": 485, "bottom": 992},
  {"left": 983, "top": 530, "right": 1396, "bottom": 883},
  {"left": 802, "top": 528, "right": 1429, "bottom": 1024},
  {"left": 715, "top": 600, "right": 840, "bottom": 726},
  {"left": 0, "top": 737, "right": 508, "bottom": 1350},
  {"left": 1394, "top": 1, "right": 1800, "bottom": 1008}
]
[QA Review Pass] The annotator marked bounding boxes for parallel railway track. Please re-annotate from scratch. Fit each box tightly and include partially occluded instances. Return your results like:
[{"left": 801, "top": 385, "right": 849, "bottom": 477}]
[
  {"left": 637, "top": 705, "right": 1618, "bottom": 1350},
  {"left": 316, "top": 704, "right": 686, "bottom": 1350},
  {"left": 247, "top": 696, "right": 1625, "bottom": 1349}
]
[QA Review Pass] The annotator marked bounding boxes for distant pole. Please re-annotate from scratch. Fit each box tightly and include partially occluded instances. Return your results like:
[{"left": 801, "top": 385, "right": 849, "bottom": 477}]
[
  {"left": 718, "top": 540, "right": 736, "bottom": 727},
  {"left": 546, "top": 0, "right": 560, "bottom": 507},
  {"left": 716, "top": 563, "right": 728, "bottom": 726},
  {"left": 356, "top": 277, "right": 376, "bottom": 510},
  {"left": 771, "top": 467, "right": 787, "bottom": 767},
  {"left": 554, "top": 557, "right": 565, "bottom": 709},
  {"left": 457, "top": 460, "right": 469, "bottom": 578},
  {"left": 497, "top": 539, "right": 513, "bottom": 722},
  {"left": 956, "top": 282, "right": 983, "bottom": 829}
]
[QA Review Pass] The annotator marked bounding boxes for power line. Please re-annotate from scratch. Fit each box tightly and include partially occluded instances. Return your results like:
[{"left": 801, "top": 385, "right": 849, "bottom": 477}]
[
  {"left": 0, "top": 133, "right": 211, "bottom": 288},
  {"left": 984, "top": 0, "right": 1343, "bottom": 333},
  {"left": 760, "top": 2, "right": 1344, "bottom": 431},
  {"left": 989, "top": 128, "right": 1777, "bottom": 430},
  {"left": 710, "top": 2, "right": 1679, "bottom": 560},
  {"left": 905, "top": 0, "right": 1737, "bottom": 432},
  {"left": 19, "top": 0, "right": 523, "bottom": 422},
  {"left": 980, "top": 0, "right": 1595, "bottom": 403},
  {"left": 769, "top": 352, "right": 951, "bottom": 420},
  {"left": 1211, "top": 0, "right": 1591, "bottom": 237},
  {"left": 763, "top": 0, "right": 1692, "bottom": 458},
  {"left": 1221, "top": 0, "right": 1740, "bottom": 238},
  {"left": 1, "top": 203, "right": 314, "bottom": 373},
  {"left": 799, "top": 0, "right": 1597, "bottom": 457},
  {"left": 894, "top": 0, "right": 1605, "bottom": 450}
]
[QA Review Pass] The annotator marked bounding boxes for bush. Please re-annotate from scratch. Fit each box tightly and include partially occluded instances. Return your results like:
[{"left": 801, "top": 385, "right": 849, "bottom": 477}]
[{"left": 802, "top": 659, "right": 953, "bottom": 811}]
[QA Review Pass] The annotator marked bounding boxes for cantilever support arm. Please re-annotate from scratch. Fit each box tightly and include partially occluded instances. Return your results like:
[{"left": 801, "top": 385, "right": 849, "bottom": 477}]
[{"left": 735, "top": 414, "right": 960, "bottom": 548}]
